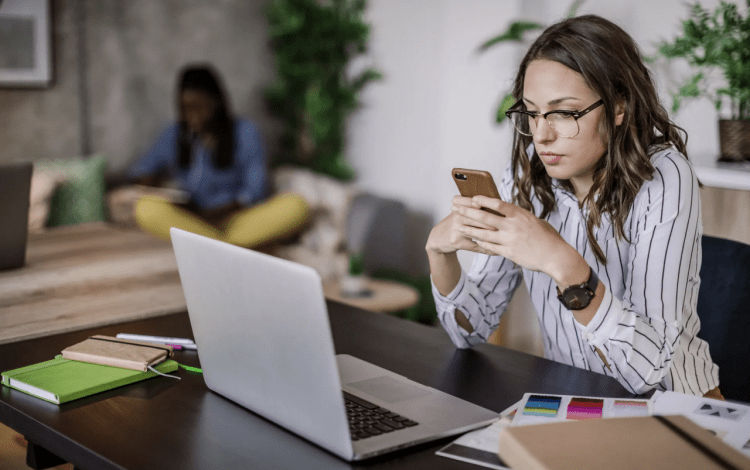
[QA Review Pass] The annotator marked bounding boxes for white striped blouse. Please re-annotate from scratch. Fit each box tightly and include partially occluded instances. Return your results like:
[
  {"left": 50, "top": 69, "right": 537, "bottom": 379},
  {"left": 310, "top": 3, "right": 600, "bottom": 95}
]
[{"left": 432, "top": 146, "right": 720, "bottom": 396}]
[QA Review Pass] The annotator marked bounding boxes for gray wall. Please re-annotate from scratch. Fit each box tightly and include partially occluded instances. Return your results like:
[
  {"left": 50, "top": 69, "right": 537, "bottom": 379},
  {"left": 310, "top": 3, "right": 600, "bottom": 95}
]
[
  {"left": 0, "top": 0, "right": 277, "bottom": 173},
  {"left": 0, "top": 0, "right": 80, "bottom": 165}
]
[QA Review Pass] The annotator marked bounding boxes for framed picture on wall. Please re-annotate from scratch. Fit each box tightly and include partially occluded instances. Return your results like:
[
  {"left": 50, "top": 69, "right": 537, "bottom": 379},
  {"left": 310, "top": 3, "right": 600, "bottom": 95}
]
[{"left": 0, "top": 0, "right": 52, "bottom": 87}]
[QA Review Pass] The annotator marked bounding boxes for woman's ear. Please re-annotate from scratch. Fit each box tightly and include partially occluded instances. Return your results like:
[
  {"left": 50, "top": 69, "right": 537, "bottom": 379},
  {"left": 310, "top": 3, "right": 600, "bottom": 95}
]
[{"left": 614, "top": 100, "right": 625, "bottom": 126}]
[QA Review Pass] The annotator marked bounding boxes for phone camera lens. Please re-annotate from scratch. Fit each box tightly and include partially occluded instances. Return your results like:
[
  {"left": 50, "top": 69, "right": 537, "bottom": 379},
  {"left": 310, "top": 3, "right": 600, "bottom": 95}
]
[{"left": 455, "top": 173, "right": 467, "bottom": 180}]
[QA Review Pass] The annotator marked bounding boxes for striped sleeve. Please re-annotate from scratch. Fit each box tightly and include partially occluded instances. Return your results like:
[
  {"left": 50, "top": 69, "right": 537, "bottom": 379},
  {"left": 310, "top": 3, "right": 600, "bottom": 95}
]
[
  {"left": 577, "top": 152, "right": 713, "bottom": 394},
  {"left": 432, "top": 165, "right": 522, "bottom": 348},
  {"left": 432, "top": 254, "right": 522, "bottom": 348}
]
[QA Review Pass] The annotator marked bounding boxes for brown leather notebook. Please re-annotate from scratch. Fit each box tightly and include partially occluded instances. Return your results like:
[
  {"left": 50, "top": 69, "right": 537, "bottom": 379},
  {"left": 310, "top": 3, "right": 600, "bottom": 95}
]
[
  {"left": 61, "top": 335, "right": 174, "bottom": 372},
  {"left": 497, "top": 414, "right": 750, "bottom": 470}
]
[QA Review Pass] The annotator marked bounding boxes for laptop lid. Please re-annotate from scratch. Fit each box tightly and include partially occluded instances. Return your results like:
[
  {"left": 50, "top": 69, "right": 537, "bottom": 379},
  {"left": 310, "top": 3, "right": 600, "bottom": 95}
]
[
  {"left": 0, "top": 163, "right": 33, "bottom": 270},
  {"left": 171, "top": 228, "right": 498, "bottom": 461},
  {"left": 170, "top": 228, "right": 354, "bottom": 460}
]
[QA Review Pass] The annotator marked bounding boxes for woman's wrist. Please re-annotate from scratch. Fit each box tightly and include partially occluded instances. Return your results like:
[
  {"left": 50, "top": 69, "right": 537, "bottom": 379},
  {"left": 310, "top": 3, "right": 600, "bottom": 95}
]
[
  {"left": 426, "top": 248, "right": 458, "bottom": 266},
  {"left": 427, "top": 250, "right": 461, "bottom": 297},
  {"left": 424, "top": 229, "right": 456, "bottom": 256},
  {"left": 546, "top": 244, "right": 590, "bottom": 289}
]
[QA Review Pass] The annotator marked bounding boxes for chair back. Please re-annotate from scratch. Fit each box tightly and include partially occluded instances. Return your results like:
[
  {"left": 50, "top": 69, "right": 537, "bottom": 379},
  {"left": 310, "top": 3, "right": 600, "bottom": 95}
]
[{"left": 696, "top": 235, "right": 750, "bottom": 403}]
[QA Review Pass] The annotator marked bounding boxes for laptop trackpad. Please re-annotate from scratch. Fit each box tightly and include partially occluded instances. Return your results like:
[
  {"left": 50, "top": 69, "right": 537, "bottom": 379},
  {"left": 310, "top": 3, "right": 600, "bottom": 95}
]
[{"left": 348, "top": 376, "right": 431, "bottom": 403}]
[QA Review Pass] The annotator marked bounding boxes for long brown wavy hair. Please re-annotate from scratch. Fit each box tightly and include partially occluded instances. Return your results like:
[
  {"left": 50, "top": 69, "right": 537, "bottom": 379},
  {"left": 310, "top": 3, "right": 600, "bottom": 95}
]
[{"left": 510, "top": 15, "right": 690, "bottom": 264}]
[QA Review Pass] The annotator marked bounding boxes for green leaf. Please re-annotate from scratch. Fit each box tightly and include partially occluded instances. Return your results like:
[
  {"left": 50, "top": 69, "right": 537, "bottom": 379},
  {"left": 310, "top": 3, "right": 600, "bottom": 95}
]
[
  {"left": 678, "top": 72, "right": 704, "bottom": 98},
  {"left": 348, "top": 252, "right": 365, "bottom": 275},
  {"left": 478, "top": 21, "right": 544, "bottom": 51},
  {"left": 350, "top": 68, "right": 383, "bottom": 93},
  {"left": 496, "top": 93, "right": 516, "bottom": 124},
  {"left": 565, "top": 0, "right": 587, "bottom": 18},
  {"left": 315, "top": 155, "right": 356, "bottom": 181},
  {"left": 671, "top": 72, "right": 704, "bottom": 113},
  {"left": 672, "top": 95, "right": 681, "bottom": 114}
]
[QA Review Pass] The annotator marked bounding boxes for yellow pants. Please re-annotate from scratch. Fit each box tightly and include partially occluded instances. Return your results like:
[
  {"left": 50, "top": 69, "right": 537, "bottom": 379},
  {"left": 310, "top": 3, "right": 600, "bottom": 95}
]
[{"left": 134, "top": 193, "right": 310, "bottom": 248}]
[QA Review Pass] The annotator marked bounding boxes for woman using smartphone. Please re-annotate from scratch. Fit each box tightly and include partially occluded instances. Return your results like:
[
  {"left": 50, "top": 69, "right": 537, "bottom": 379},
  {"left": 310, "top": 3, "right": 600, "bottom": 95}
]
[{"left": 426, "top": 15, "right": 722, "bottom": 398}]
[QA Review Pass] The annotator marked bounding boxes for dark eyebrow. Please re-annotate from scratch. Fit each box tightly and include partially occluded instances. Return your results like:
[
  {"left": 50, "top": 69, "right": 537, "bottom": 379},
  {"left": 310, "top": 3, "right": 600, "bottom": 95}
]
[{"left": 523, "top": 97, "right": 583, "bottom": 107}]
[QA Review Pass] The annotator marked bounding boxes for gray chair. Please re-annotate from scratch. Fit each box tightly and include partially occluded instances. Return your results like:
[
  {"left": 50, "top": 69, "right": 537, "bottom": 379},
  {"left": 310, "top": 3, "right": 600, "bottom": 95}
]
[
  {"left": 696, "top": 235, "right": 750, "bottom": 403},
  {"left": 345, "top": 193, "right": 409, "bottom": 275}
]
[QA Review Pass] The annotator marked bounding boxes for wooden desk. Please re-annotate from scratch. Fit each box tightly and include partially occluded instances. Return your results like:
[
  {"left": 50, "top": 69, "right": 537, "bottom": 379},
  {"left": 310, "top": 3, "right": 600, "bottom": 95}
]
[
  {"left": 0, "top": 302, "right": 635, "bottom": 470},
  {"left": 323, "top": 278, "right": 419, "bottom": 313}
]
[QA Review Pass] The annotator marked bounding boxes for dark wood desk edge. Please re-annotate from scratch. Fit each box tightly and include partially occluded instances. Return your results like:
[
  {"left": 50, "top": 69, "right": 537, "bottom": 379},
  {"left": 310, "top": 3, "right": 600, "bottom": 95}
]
[
  {"left": 0, "top": 304, "right": 637, "bottom": 470},
  {"left": 0, "top": 313, "right": 194, "bottom": 470},
  {"left": 0, "top": 402, "right": 124, "bottom": 470}
]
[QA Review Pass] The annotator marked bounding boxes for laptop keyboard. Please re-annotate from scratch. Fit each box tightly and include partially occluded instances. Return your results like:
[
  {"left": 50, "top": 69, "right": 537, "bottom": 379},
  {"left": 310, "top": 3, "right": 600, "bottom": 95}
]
[{"left": 343, "top": 391, "right": 419, "bottom": 441}]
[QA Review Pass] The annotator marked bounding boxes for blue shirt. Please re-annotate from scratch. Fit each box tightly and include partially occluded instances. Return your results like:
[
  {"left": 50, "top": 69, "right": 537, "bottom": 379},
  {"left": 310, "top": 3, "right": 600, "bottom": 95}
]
[{"left": 127, "top": 119, "right": 267, "bottom": 211}]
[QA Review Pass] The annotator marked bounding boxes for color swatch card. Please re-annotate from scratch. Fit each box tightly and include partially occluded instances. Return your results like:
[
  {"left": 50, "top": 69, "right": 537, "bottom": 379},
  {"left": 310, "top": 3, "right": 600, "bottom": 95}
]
[
  {"left": 612, "top": 398, "right": 650, "bottom": 416},
  {"left": 566, "top": 397, "right": 604, "bottom": 420},
  {"left": 511, "top": 393, "right": 652, "bottom": 426},
  {"left": 523, "top": 394, "right": 563, "bottom": 418}
]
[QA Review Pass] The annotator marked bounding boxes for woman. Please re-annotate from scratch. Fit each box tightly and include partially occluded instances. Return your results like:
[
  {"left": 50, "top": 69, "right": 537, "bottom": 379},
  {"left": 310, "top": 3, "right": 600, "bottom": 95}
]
[
  {"left": 426, "top": 15, "right": 722, "bottom": 398},
  {"left": 127, "top": 64, "right": 309, "bottom": 247}
]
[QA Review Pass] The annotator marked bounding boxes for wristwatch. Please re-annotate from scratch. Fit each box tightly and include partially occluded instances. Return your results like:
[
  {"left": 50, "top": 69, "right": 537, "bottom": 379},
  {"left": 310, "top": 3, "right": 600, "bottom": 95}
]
[{"left": 556, "top": 267, "right": 599, "bottom": 310}]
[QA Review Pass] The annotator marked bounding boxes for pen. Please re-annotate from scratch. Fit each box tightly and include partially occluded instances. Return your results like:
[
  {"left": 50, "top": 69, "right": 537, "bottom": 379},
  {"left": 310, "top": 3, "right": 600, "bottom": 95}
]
[{"left": 116, "top": 333, "right": 195, "bottom": 346}]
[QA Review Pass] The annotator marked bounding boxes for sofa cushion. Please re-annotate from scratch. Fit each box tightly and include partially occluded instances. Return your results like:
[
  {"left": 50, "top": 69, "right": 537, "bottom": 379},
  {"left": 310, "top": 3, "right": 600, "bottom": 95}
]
[
  {"left": 28, "top": 167, "right": 65, "bottom": 232},
  {"left": 37, "top": 155, "right": 108, "bottom": 227}
]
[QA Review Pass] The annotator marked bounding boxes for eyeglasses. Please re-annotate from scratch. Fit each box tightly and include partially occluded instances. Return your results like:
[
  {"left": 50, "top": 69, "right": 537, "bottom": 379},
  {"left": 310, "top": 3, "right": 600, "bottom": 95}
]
[{"left": 504, "top": 99, "right": 604, "bottom": 138}]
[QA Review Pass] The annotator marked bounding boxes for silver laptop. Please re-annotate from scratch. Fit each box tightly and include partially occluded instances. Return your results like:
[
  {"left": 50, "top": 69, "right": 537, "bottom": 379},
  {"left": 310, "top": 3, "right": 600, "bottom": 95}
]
[
  {"left": 170, "top": 228, "right": 497, "bottom": 461},
  {"left": 0, "top": 162, "right": 33, "bottom": 270}
]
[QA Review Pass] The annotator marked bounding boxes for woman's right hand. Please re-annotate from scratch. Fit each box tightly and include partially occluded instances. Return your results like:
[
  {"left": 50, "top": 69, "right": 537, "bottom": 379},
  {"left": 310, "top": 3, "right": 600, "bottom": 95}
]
[{"left": 425, "top": 195, "right": 497, "bottom": 255}]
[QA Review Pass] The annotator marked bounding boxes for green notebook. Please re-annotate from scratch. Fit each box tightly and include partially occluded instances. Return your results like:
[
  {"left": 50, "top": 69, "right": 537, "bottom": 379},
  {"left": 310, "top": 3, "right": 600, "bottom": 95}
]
[{"left": 1, "top": 355, "right": 178, "bottom": 404}]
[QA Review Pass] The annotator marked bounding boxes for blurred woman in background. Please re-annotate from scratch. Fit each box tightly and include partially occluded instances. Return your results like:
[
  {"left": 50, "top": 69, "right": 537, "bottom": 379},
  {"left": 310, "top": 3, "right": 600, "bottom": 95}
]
[{"left": 127, "top": 64, "right": 309, "bottom": 247}]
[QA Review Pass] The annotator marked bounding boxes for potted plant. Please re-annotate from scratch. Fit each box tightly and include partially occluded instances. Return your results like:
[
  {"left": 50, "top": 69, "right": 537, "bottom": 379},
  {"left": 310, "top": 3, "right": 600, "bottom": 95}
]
[
  {"left": 264, "top": 0, "right": 383, "bottom": 181},
  {"left": 656, "top": 1, "right": 750, "bottom": 162}
]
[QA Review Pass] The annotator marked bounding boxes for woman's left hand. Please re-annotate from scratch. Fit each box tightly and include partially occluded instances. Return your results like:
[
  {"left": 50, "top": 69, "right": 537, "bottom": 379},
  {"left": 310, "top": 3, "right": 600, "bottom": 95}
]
[{"left": 454, "top": 195, "right": 577, "bottom": 278}]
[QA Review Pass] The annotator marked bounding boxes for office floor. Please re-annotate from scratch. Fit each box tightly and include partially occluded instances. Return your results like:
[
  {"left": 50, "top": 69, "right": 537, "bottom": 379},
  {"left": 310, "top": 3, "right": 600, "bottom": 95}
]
[{"left": 0, "top": 422, "right": 72, "bottom": 470}]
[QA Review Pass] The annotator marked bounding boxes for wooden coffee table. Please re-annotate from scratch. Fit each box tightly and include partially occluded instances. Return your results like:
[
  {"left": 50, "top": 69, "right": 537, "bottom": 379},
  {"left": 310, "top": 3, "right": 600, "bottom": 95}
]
[
  {"left": 0, "top": 222, "right": 186, "bottom": 345},
  {"left": 323, "top": 278, "right": 419, "bottom": 313}
]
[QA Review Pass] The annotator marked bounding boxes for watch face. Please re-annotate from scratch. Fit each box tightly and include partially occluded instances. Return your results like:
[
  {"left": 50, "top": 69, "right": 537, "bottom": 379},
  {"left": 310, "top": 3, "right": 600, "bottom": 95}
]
[
  {"left": 562, "top": 288, "right": 592, "bottom": 310},
  {"left": 558, "top": 268, "right": 598, "bottom": 310}
]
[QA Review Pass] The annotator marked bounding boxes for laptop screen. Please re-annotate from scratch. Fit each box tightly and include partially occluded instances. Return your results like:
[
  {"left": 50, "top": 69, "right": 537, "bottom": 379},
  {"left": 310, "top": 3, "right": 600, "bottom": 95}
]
[{"left": 0, "top": 162, "right": 33, "bottom": 270}]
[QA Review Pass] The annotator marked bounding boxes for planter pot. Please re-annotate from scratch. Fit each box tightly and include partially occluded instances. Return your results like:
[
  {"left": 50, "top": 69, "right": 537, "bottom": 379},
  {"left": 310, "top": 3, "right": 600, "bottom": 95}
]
[{"left": 718, "top": 119, "right": 750, "bottom": 162}]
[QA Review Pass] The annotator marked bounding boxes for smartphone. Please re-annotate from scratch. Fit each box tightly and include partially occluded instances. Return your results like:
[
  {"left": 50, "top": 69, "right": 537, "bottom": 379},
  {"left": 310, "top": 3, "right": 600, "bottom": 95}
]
[{"left": 452, "top": 168, "right": 504, "bottom": 216}]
